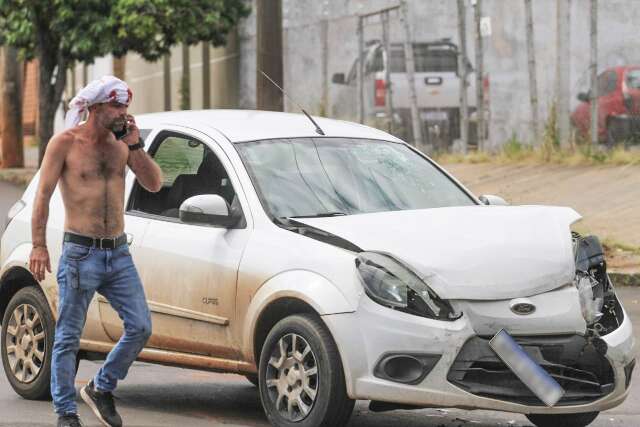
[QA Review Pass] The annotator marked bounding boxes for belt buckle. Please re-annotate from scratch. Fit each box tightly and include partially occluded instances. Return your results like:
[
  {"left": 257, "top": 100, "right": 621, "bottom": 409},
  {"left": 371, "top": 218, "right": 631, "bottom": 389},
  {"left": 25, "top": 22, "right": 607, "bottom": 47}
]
[{"left": 97, "top": 237, "right": 114, "bottom": 249}]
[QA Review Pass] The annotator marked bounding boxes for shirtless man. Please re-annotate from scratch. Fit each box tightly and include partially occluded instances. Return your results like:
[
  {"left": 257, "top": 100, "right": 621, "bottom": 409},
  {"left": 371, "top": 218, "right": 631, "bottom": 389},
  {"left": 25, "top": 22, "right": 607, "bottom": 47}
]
[{"left": 29, "top": 76, "right": 162, "bottom": 427}]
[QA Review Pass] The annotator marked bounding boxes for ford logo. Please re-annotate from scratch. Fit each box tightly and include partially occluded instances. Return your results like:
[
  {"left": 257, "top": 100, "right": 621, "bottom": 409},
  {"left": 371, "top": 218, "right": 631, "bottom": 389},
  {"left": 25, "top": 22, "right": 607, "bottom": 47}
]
[{"left": 510, "top": 299, "right": 536, "bottom": 315}]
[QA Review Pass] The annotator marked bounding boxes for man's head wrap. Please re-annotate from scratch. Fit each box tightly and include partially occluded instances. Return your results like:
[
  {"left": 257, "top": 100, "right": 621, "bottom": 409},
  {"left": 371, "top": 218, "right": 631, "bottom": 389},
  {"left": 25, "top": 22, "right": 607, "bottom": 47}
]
[{"left": 64, "top": 75, "right": 132, "bottom": 129}]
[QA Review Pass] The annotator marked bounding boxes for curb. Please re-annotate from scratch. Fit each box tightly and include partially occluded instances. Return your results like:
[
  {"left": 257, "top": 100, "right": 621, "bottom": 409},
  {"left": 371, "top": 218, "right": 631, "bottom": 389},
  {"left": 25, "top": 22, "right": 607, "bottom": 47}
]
[
  {"left": 0, "top": 168, "right": 36, "bottom": 188},
  {"left": 610, "top": 273, "right": 640, "bottom": 287}
]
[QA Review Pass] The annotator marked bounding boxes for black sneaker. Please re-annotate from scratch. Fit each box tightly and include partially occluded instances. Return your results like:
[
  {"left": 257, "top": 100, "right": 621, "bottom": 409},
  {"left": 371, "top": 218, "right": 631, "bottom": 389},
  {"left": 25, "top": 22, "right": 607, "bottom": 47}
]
[
  {"left": 57, "top": 413, "right": 84, "bottom": 427},
  {"left": 80, "top": 379, "right": 123, "bottom": 427}
]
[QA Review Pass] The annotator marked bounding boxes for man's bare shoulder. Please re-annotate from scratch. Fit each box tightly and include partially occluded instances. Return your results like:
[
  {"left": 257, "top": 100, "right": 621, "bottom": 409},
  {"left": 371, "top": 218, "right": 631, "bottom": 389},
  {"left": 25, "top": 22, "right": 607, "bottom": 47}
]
[{"left": 44, "top": 128, "right": 80, "bottom": 157}]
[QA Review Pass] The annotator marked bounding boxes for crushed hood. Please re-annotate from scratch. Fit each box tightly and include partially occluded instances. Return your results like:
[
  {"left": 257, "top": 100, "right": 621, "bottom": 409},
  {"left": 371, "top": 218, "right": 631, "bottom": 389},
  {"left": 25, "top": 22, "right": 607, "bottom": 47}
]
[{"left": 294, "top": 205, "right": 582, "bottom": 300}]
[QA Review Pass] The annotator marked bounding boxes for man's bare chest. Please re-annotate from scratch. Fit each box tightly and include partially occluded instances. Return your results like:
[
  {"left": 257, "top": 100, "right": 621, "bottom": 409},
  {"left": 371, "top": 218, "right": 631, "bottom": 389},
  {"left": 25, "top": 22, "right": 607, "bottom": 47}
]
[{"left": 64, "top": 140, "right": 128, "bottom": 181}]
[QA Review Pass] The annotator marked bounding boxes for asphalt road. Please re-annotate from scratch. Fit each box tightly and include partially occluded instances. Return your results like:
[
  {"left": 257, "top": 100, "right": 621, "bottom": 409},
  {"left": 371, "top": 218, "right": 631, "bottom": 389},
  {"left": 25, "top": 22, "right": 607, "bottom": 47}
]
[{"left": 0, "top": 181, "right": 638, "bottom": 426}]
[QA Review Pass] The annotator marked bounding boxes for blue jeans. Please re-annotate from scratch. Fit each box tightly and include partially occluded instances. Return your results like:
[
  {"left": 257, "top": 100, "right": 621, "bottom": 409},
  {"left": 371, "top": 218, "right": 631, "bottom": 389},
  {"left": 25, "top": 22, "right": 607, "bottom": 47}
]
[{"left": 51, "top": 241, "right": 152, "bottom": 416}]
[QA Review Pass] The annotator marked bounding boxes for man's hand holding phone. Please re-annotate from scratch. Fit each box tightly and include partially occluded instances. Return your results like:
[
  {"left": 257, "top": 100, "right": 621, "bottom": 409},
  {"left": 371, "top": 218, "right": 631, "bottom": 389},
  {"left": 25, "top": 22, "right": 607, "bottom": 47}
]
[{"left": 120, "top": 114, "right": 140, "bottom": 146}]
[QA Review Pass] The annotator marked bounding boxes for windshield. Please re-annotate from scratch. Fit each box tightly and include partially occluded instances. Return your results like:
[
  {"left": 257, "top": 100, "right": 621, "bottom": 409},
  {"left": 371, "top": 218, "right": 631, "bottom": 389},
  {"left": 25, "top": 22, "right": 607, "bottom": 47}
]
[{"left": 236, "top": 138, "right": 475, "bottom": 219}]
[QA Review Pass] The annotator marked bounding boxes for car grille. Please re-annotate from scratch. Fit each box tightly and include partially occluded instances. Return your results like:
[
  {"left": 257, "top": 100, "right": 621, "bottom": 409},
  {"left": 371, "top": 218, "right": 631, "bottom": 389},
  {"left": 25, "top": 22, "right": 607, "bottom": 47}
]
[{"left": 447, "top": 334, "right": 615, "bottom": 406}]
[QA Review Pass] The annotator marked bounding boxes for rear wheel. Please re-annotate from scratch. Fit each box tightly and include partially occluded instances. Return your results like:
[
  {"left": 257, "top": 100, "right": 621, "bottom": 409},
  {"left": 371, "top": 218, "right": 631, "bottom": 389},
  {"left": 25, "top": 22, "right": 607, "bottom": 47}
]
[
  {"left": 1, "top": 287, "right": 55, "bottom": 400},
  {"left": 526, "top": 412, "right": 600, "bottom": 427},
  {"left": 258, "top": 314, "right": 354, "bottom": 427}
]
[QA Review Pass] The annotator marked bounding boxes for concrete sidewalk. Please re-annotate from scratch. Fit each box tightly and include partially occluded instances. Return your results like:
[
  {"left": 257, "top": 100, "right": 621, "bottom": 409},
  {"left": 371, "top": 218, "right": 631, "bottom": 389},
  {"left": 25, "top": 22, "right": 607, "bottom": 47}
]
[{"left": 0, "top": 145, "right": 37, "bottom": 188}]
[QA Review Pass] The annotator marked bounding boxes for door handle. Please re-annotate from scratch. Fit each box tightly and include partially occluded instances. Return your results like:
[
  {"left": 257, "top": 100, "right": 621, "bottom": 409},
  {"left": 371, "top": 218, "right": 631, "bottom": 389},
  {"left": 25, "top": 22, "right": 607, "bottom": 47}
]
[{"left": 126, "top": 233, "right": 134, "bottom": 246}]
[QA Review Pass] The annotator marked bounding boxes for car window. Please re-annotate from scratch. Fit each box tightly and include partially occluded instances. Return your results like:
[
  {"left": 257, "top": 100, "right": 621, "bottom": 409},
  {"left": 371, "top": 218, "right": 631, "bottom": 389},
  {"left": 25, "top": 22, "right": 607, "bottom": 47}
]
[
  {"left": 626, "top": 69, "right": 640, "bottom": 89},
  {"left": 128, "top": 132, "right": 237, "bottom": 220},
  {"left": 597, "top": 71, "right": 617, "bottom": 96},
  {"left": 388, "top": 43, "right": 459, "bottom": 73},
  {"left": 153, "top": 136, "right": 204, "bottom": 185}
]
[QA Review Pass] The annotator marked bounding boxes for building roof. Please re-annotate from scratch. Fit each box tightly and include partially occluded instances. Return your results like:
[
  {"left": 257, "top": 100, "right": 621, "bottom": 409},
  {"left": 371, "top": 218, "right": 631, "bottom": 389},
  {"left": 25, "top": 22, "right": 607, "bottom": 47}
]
[{"left": 136, "top": 109, "right": 402, "bottom": 143}]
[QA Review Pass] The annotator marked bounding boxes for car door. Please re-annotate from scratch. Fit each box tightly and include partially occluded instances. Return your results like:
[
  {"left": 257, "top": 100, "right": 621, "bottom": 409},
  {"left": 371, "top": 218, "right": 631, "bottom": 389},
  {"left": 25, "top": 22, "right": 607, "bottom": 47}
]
[{"left": 98, "top": 127, "right": 251, "bottom": 359}]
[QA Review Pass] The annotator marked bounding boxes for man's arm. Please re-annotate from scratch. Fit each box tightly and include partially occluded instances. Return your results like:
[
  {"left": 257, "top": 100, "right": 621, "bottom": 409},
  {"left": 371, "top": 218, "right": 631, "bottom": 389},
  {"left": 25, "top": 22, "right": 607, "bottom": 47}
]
[
  {"left": 127, "top": 148, "right": 163, "bottom": 193},
  {"left": 123, "top": 114, "right": 163, "bottom": 192},
  {"left": 30, "top": 133, "right": 70, "bottom": 281}
]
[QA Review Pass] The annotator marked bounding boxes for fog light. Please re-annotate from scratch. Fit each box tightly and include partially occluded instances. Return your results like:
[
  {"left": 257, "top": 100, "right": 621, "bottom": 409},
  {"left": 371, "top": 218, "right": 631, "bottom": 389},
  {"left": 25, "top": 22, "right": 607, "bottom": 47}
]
[{"left": 374, "top": 353, "right": 441, "bottom": 385}]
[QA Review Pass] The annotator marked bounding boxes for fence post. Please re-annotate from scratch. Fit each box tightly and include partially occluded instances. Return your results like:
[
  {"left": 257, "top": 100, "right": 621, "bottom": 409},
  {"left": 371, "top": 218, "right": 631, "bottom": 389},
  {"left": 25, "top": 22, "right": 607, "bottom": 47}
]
[
  {"left": 457, "top": 0, "right": 469, "bottom": 153},
  {"left": 473, "top": 0, "right": 486, "bottom": 151},
  {"left": 590, "top": 0, "right": 598, "bottom": 145},
  {"left": 381, "top": 11, "right": 394, "bottom": 133},
  {"left": 400, "top": 0, "right": 424, "bottom": 149},
  {"left": 357, "top": 17, "right": 365, "bottom": 124},
  {"left": 524, "top": 0, "right": 539, "bottom": 144}
]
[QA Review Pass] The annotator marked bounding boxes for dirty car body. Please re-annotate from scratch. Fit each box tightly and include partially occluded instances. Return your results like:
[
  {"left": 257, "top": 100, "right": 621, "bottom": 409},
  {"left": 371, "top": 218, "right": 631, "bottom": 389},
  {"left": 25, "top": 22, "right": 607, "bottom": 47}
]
[{"left": 0, "top": 110, "right": 636, "bottom": 426}]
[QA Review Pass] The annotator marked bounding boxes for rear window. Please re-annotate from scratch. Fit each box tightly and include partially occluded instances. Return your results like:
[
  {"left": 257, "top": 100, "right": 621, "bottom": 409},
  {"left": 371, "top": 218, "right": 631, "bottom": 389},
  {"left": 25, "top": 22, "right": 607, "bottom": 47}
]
[
  {"left": 626, "top": 69, "right": 640, "bottom": 89},
  {"left": 390, "top": 44, "right": 459, "bottom": 73}
]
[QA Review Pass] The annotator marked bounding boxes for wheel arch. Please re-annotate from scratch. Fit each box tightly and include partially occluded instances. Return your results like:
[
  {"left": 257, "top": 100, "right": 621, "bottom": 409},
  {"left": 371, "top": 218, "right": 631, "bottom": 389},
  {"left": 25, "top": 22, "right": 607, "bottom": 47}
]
[
  {"left": 0, "top": 266, "right": 45, "bottom": 324},
  {"left": 242, "top": 269, "right": 355, "bottom": 366}
]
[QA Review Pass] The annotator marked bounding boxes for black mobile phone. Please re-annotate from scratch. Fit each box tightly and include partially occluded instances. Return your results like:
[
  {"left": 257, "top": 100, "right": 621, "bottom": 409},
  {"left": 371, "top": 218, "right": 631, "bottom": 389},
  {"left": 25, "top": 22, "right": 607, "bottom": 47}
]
[{"left": 113, "top": 124, "right": 129, "bottom": 140}]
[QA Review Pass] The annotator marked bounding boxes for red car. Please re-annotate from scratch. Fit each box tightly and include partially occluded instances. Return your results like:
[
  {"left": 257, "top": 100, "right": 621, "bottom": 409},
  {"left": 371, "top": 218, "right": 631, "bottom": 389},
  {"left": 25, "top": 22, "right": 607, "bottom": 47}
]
[{"left": 571, "top": 65, "right": 640, "bottom": 145}]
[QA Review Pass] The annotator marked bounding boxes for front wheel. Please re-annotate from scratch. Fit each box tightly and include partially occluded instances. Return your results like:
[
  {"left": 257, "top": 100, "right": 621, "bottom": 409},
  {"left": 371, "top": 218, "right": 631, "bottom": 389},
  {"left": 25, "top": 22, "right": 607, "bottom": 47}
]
[
  {"left": 1, "top": 287, "right": 55, "bottom": 400},
  {"left": 526, "top": 412, "right": 600, "bottom": 427},
  {"left": 258, "top": 314, "right": 354, "bottom": 427}
]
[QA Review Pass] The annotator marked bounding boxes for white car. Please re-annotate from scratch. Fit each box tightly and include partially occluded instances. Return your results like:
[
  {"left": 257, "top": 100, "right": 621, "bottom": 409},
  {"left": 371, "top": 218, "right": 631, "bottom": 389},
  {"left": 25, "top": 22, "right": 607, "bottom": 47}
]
[{"left": 0, "top": 110, "right": 635, "bottom": 427}]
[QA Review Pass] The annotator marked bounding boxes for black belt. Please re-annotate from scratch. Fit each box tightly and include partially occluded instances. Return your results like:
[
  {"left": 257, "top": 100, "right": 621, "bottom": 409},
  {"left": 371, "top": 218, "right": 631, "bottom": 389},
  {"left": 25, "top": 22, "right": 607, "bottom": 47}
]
[{"left": 63, "top": 232, "right": 127, "bottom": 249}]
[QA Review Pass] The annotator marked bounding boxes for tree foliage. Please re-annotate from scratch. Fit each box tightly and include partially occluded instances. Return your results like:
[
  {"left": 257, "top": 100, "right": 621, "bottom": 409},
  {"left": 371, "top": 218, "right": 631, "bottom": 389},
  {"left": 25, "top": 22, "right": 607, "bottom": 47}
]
[{"left": 0, "top": 0, "right": 250, "bottom": 163}]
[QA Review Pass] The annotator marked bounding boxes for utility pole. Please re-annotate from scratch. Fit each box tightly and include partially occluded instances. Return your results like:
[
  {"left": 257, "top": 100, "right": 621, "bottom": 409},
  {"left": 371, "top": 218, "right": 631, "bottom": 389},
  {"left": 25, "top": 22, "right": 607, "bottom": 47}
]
[
  {"left": 524, "top": 0, "right": 539, "bottom": 143},
  {"left": 256, "top": 0, "right": 284, "bottom": 111},
  {"left": 0, "top": 46, "right": 24, "bottom": 168},
  {"left": 163, "top": 53, "right": 171, "bottom": 111},
  {"left": 381, "top": 10, "right": 394, "bottom": 133},
  {"left": 556, "top": 0, "right": 571, "bottom": 148},
  {"left": 456, "top": 0, "right": 469, "bottom": 153},
  {"left": 474, "top": 0, "right": 485, "bottom": 151},
  {"left": 590, "top": 0, "right": 598, "bottom": 145},
  {"left": 400, "top": 0, "right": 424, "bottom": 149},
  {"left": 202, "top": 43, "right": 211, "bottom": 109},
  {"left": 181, "top": 43, "right": 191, "bottom": 110}
]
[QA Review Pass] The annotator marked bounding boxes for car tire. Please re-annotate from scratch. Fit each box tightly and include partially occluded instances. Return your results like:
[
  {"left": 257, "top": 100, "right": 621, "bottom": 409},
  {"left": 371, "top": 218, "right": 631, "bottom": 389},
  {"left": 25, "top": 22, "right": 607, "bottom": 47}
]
[
  {"left": 258, "top": 314, "right": 354, "bottom": 427},
  {"left": 526, "top": 411, "right": 600, "bottom": 427},
  {"left": 1, "top": 287, "right": 55, "bottom": 401},
  {"left": 244, "top": 373, "right": 259, "bottom": 387}
]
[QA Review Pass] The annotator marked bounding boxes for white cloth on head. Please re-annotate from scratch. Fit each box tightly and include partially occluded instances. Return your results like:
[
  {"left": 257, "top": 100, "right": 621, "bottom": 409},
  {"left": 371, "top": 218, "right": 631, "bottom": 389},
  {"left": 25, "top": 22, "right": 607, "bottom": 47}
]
[{"left": 64, "top": 75, "right": 132, "bottom": 129}]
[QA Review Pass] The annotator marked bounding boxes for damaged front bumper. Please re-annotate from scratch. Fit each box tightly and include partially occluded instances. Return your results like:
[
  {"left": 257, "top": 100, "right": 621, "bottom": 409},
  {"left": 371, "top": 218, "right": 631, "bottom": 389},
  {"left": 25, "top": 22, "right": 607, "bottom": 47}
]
[{"left": 322, "top": 285, "right": 636, "bottom": 415}]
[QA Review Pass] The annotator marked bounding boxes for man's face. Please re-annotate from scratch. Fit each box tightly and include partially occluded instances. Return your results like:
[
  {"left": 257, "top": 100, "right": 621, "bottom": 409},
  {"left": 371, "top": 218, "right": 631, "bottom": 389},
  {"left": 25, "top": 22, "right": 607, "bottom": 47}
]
[{"left": 93, "top": 101, "right": 129, "bottom": 131}]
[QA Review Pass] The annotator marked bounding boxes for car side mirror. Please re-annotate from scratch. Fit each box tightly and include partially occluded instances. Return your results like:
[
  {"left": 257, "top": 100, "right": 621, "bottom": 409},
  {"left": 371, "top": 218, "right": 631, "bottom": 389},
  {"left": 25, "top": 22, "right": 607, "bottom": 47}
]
[
  {"left": 479, "top": 194, "right": 509, "bottom": 206},
  {"left": 577, "top": 92, "right": 590, "bottom": 103},
  {"left": 179, "top": 194, "right": 239, "bottom": 227},
  {"left": 332, "top": 73, "right": 346, "bottom": 85}
]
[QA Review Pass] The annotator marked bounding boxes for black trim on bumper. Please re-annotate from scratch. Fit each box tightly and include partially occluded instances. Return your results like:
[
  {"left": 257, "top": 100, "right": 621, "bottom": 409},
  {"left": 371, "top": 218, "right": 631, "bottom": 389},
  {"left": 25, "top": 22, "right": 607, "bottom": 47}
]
[{"left": 447, "top": 334, "right": 615, "bottom": 406}]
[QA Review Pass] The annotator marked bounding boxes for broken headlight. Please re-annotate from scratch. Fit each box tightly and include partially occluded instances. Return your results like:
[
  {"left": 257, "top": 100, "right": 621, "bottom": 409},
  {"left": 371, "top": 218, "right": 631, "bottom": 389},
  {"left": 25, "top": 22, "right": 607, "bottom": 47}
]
[
  {"left": 355, "top": 251, "right": 461, "bottom": 321},
  {"left": 573, "top": 233, "right": 623, "bottom": 334}
]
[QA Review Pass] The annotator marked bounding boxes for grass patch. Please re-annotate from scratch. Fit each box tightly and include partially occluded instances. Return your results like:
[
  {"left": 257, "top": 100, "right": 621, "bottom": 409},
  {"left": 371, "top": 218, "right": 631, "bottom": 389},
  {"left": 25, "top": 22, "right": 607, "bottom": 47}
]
[
  {"left": 602, "top": 238, "right": 640, "bottom": 256},
  {"left": 434, "top": 140, "right": 640, "bottom": 166}
]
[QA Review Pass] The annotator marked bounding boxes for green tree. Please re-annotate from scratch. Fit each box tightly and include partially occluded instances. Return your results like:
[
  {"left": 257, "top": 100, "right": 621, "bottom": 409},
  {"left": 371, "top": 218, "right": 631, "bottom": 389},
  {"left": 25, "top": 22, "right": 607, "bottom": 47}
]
[{"left": 0, "top": 0, "right": 250, "bottom": 165}]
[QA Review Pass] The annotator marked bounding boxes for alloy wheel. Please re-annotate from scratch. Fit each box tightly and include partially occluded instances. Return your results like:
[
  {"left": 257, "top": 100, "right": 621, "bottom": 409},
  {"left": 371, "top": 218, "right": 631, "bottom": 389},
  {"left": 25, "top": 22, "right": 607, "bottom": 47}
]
[
  {"left": 4, "top": 304, "right": 46, "bottom": 383},
  {"left": 265, "top": 333, "right": 319, "bottom": 422}
]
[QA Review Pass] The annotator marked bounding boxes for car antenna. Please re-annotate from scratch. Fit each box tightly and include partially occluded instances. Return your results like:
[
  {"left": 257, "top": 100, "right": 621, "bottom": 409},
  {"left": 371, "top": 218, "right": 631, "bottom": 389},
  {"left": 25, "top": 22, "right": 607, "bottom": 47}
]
[{"left": 259, "top": 70, "right": 326, "bottom": 136}]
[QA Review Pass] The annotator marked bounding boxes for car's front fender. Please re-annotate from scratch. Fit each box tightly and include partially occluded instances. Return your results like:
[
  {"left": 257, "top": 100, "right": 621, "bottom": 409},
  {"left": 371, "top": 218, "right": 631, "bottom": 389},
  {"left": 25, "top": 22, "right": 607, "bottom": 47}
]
[{"left": 240, "top": 269, "right": 357, "bottom": 363}]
